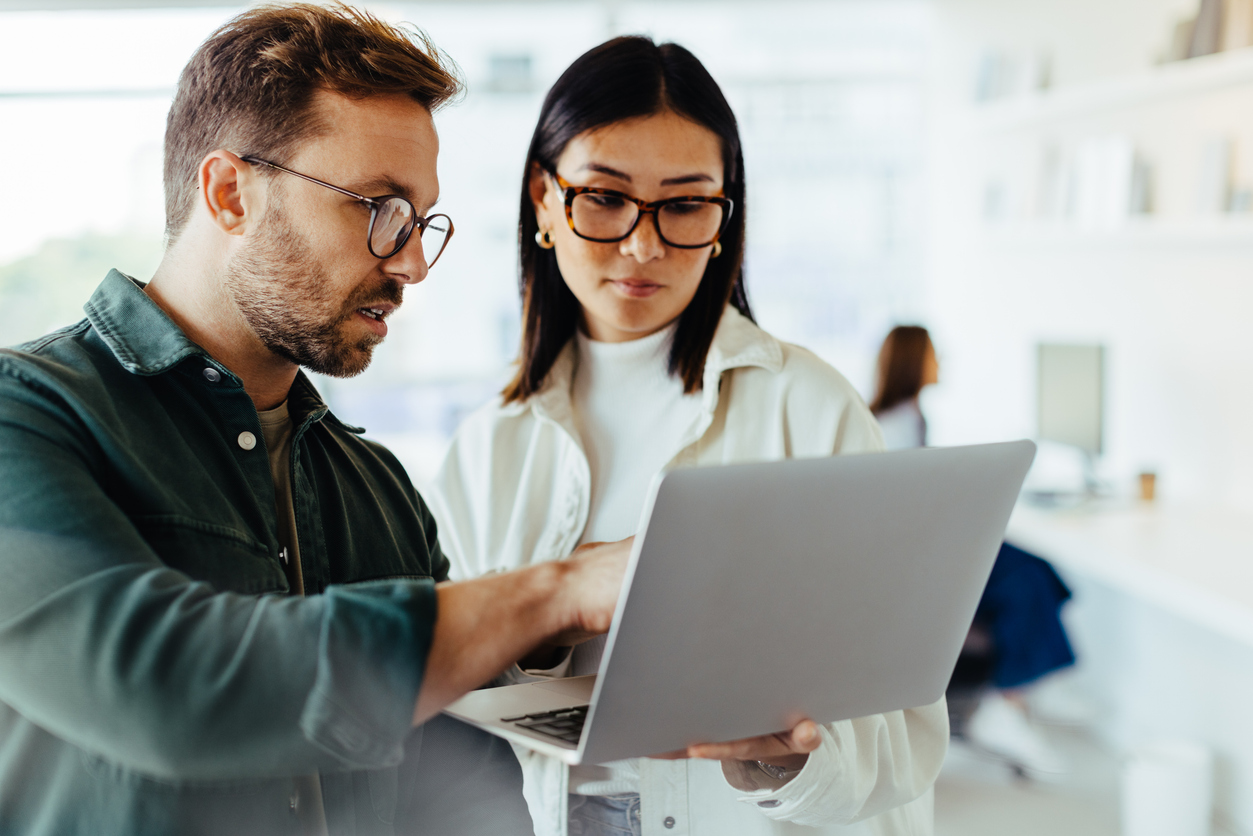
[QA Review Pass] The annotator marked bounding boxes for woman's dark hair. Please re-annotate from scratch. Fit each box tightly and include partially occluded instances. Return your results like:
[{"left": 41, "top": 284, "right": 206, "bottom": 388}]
[
  {"left": 869, "top": 325, "right": 933, "bottom": 416},
  {"left": 502, "top": 36, "right": 753, "bottom": 403}
]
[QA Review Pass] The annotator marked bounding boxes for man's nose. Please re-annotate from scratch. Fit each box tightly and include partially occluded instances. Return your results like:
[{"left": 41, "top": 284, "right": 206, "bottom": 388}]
[
  {"left": 619, "top": 213, "right": 666, "bottom": 263},
  {"left": 382, "top": 233, "right": 430, "bottom": 285}
]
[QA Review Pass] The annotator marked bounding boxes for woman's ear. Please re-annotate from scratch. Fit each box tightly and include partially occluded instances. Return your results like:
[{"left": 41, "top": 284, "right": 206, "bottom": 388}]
[{"left": 528, "top": 161, "right": 555, "bottom": 229}]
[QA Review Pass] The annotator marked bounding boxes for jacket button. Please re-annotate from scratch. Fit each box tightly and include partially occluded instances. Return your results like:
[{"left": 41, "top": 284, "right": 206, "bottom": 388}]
[
  {"left": 663, "top": 816, "right": 676, "bottom": 829},
  {"left": 237, "top": 431, "right": 257, "bottom": 451},
  {"left": 757, "top": 799, "right": 781, "bottom": 808},
  {"left": 289, "top": 793, "right": 299, "bottom": 812},
  {"left": 202, "top": 367, "right": 221, "bottom": 383}
]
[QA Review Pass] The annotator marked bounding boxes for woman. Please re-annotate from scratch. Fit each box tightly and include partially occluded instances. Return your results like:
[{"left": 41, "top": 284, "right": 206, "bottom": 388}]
[
  {"left": 867, "top": 326, "right": 937, "bottom": 451},
  {"left": 869, "top": 325, "right": 1075, "bottom": 777},
  {"left": 429, "top": 38, "right": 947, "bottom": 836}
]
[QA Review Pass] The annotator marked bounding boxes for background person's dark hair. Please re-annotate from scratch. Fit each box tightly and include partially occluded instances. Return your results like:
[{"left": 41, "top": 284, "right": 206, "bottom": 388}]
[
  {"left": 163, "top": 2, "right": 461, "bottom": 243},
  {"left": 502, "top": 36, "right": 753, "bottom": 404},
  {"left": 869, "top": 325, "right": 933, "bottom": 415}
]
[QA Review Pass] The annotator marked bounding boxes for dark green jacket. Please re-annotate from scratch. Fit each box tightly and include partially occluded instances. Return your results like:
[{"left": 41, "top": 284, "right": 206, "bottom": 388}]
[{"left": 0, "top": 270, "right": 450, "bottom": 834}]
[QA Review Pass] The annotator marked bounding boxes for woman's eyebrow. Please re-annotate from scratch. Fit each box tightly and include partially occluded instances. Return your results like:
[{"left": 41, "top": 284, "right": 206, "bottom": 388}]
[
  {"left": 579, "top": 163, "right": 716, "bottom": 187},
  {"left": 580, "top": 162, "right": 632, "bottom": 181},
  {"left": 661, "top": 173, "right": 715, "bottom": 186}
]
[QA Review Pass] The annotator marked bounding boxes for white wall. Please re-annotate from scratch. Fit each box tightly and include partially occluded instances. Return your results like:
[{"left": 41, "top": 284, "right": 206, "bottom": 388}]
[{"left": 927, "top": 0, "right": 1253, "bottom": 509}]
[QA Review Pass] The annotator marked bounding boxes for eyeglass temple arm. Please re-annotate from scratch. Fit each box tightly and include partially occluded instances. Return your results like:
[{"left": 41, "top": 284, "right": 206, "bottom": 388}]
[{"left": 239, "top": 155, "right": 379, "bottom": 206}]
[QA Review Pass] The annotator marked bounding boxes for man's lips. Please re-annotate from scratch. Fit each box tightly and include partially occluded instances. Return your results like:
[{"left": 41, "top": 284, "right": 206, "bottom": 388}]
[
  {"left": 353, "top": 302, "right": 397, "bottom": 337},
  {"left": 607, "top": 278, "right": 663, "bottom": 298}
]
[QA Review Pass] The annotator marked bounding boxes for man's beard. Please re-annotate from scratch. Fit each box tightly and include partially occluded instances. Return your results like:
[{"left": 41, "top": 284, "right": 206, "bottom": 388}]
[{"left": 224, "top": 200, "right": 401, "bottom": 378}]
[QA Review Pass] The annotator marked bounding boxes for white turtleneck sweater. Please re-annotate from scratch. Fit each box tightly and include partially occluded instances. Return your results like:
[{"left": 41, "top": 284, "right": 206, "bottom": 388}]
[{"left": 567, "top": 321, "right": 703, "bottom": 797}]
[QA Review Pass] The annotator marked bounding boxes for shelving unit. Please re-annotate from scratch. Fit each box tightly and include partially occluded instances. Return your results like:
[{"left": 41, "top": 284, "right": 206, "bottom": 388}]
[
  {"left": 952, "top": 47, "right": 1253, "bottom": 242},
  {"left": 962, "top": 46, "right": 1253, "bottom": 136}
]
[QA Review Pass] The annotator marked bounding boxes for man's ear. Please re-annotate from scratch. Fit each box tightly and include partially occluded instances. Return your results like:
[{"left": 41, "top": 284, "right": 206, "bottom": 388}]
[
  {"left": 528, "top": 161, "right": 555, "bottom": 230},
  {"left": 198, "top": 150, "right": 255, "bottom": 236}
]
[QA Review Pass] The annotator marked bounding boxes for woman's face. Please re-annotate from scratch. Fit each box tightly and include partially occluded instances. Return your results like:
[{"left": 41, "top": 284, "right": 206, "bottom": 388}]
[
  {"left": 530, "top": 110, "right": 725, "bottom": 343},
  {"left": 922, "top": 342, "right": 940, "bottom": 387}
]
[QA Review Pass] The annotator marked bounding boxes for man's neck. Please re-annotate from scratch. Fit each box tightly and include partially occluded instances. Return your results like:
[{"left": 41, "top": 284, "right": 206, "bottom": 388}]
[{"left": 146, "top": 242, "right": 297, "bottom": 412}]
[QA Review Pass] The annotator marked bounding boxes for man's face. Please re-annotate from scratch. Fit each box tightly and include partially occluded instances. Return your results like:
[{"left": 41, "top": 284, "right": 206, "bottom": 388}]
[{"left": 225, "top": 90, "right": 440, "bottom": 378}]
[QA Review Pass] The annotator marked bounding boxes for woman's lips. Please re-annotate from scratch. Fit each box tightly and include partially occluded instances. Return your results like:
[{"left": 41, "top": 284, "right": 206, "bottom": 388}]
[{"left": 607, "top": 279, "right": 663, "bottom": 298}]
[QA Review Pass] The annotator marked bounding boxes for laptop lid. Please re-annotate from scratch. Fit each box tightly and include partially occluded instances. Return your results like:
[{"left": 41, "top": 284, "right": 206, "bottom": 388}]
[{"left": 577, "top": 440, "right": 1035, "bottom": 764}]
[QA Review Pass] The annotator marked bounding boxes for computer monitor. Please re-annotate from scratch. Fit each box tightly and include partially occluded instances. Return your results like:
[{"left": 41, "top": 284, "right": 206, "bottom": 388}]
[{"left": 1037, "top": 342, "right": 1104, "bottom": 457}]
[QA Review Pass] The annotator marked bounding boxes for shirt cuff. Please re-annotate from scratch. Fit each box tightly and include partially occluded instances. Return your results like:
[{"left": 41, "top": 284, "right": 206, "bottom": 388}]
[
  {"left": 722, "top": 725, "right": 849, "bottom": 824},
  {"left": 487, "top": 647, "right": 574, "bottom": 688},
  {"left": 299, "top": 580, "right": 436, "bottom": 769},
  {"left": 521, "top": 647, "right": 573, "bottom": 678}
]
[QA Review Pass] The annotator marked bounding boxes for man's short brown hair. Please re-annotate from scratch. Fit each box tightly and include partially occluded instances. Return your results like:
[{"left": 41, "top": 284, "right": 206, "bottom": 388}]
[{"left": 163, "top": 2, "right": 461, "bottom": 241}]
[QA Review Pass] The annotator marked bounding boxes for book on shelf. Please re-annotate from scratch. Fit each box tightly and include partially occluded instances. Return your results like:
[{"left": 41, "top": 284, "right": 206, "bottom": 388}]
[
  {"left": 1223, "top": 0, "right": 1253, "bottom": 50},
  {"left": 1190, "top": 0, "right": 1224, "bottom": 57}
]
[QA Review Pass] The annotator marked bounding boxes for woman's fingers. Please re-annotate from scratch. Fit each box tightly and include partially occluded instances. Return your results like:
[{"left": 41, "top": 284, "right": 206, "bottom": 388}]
[{"left": 684, "top": 719, "right": 821, "bottom": 763}]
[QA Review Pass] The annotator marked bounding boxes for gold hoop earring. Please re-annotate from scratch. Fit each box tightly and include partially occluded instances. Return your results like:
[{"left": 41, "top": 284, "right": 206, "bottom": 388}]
[
  {"left": 535, "top": 229, "right": 555, "bottom": 249},
  {"left": 711, "top": 240, "right": 723, "bottom": 258}
]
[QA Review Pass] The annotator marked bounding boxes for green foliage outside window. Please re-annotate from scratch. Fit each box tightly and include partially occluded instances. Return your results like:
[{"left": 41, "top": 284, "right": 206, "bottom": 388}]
[{"left": 0, "top": 232, "right": 164, "bottom": 348}]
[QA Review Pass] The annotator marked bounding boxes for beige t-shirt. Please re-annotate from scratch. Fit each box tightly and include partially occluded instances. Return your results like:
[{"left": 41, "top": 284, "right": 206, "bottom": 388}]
[{"left": 258, "top": 401, "right": 326, "bottom": 835}]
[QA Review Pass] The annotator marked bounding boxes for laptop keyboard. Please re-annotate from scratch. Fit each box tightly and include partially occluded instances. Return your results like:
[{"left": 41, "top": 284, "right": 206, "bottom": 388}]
[{"left": 502, "top": 705, "right": 588, "bottom": 744}]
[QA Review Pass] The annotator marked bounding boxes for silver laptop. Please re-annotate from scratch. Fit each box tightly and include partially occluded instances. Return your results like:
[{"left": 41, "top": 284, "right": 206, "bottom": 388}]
[{"left": 444, "top": 440, "right": 1036, "bottom": 765}]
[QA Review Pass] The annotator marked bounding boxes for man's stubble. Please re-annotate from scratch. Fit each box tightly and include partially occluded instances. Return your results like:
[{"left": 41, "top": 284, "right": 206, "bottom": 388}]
[{"left": 224, "top": 189, "right": 401, "bottom": 378}]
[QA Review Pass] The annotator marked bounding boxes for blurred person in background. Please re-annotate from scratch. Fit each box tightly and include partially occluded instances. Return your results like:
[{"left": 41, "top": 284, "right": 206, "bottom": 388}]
[
  {"left": 429, "top": 36, "right": 947, "bottom": 836},
  {"left": 870, "top": 325, "right": 1076, "bottom": 777}
]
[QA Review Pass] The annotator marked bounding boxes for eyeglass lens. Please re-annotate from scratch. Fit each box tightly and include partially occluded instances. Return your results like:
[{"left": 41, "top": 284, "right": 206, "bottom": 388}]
[
  {"left": 370, "top": 199, "right": 452, "bottom": 266},
  {"left": 570, "top": 193, "right": 724, "bottom": 246}
]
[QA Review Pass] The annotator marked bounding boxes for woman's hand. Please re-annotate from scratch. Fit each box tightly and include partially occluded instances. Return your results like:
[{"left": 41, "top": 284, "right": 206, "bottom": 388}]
[{"left": 652, "top": 719, "right": 822, "bottom": 772}]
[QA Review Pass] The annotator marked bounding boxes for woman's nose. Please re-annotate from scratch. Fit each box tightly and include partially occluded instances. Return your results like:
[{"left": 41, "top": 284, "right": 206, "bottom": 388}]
[{"left": 618, "top": 212, "right": 666, "bottom": 262}]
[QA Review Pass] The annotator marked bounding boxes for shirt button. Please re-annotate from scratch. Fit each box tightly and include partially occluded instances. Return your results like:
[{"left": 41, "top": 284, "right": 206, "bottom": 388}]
[
  {"left": 757, "top": 799, "right": 781, "bottom": 808},
  {"left": 202, "top": 367, "right": 221, "bottom": 383},
  {"left": 663, "top": 816, "right": 676, "bottom": 829},
  {"left": 237, "top": 431, "right": 257, "bottom": 451},
  {"left": 289, "top": 793, "right": 299, "bottom": 812}
]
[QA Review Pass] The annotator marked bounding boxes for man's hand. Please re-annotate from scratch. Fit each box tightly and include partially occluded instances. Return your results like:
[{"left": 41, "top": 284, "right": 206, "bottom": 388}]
[
  {"left": 518, "top": 539, "right": 634, "bottom": 669},
  {"left": 546, "top": 538, "right": 633, "bottom": 646},
  {"left": 413, "top": 537, "right": 632, "bottom": 724},
  {"left": 652, "top": 718, "right": 822, "bottom": 772}
]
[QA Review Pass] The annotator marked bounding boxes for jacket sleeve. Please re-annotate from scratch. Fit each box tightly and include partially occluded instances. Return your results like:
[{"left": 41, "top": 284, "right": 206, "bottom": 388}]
[
  {"left": 426, "top": 416, "right": 490, "bottom": 583},
  {"left": 0, "top": 366, "right": 434, "bottom": 782},
  {"left": 721, "top": 699, "right": 948, "bottom": 827}
]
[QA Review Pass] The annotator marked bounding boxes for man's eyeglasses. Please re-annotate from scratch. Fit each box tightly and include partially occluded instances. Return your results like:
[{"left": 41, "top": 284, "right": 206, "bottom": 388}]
[
  {"left": 240, "top": 155, "right": 454, "bottom": 265},
  {"left": 547, "top": 169, "right": 733, "bottom": 249}
]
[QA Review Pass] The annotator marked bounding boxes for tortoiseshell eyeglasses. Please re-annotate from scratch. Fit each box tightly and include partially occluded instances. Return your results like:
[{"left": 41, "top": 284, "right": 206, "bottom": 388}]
[{"left": 547, "top": 169, "right": 733, "bottom": 249}]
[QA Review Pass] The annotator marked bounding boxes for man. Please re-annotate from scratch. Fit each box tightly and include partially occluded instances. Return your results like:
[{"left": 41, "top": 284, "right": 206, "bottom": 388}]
[{"left": 0, "top": 5, "right": 627, "bottom": 834}]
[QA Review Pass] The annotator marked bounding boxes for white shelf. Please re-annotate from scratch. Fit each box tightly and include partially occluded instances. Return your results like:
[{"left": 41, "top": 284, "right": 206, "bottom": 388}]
[
  {"left": 963, "top": 47, "right": 1253, "bottom": 135},
  {"left": 980, "top": 217, "right": 1253, "bottom": 247}
]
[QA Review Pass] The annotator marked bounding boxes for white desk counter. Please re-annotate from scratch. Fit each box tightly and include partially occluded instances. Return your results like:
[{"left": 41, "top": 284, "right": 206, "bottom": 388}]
[
  {"left": 1007, "top": 501, "right": 1253, "bottom": 646},
  {"left": 1006, "top": 500, "right": 1253, "bottom": 834}
]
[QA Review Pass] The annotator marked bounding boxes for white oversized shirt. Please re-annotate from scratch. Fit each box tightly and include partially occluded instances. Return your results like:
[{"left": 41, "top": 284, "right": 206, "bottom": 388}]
[{"left": 428, "top": 307, "right": 948, "bottom": 836}]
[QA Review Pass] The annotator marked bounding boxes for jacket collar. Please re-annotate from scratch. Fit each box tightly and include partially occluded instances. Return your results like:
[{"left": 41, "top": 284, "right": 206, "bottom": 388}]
[
  {"left": 701, "top": 305, "right": 783, "bottom": 383},
  {"left": 84, "top": 269, "right": 358, "bottom": 432},
  {"left": 85, "top": 269, "right": 208, "bottom": 376},
  {"left": 504, "top": 306, "right": 782, "bottom": 423}
]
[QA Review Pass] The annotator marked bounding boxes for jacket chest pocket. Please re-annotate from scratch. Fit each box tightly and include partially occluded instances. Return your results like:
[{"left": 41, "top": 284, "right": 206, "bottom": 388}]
[{"left": 133, "top": 515, "right": 288, "bottom": 594}]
